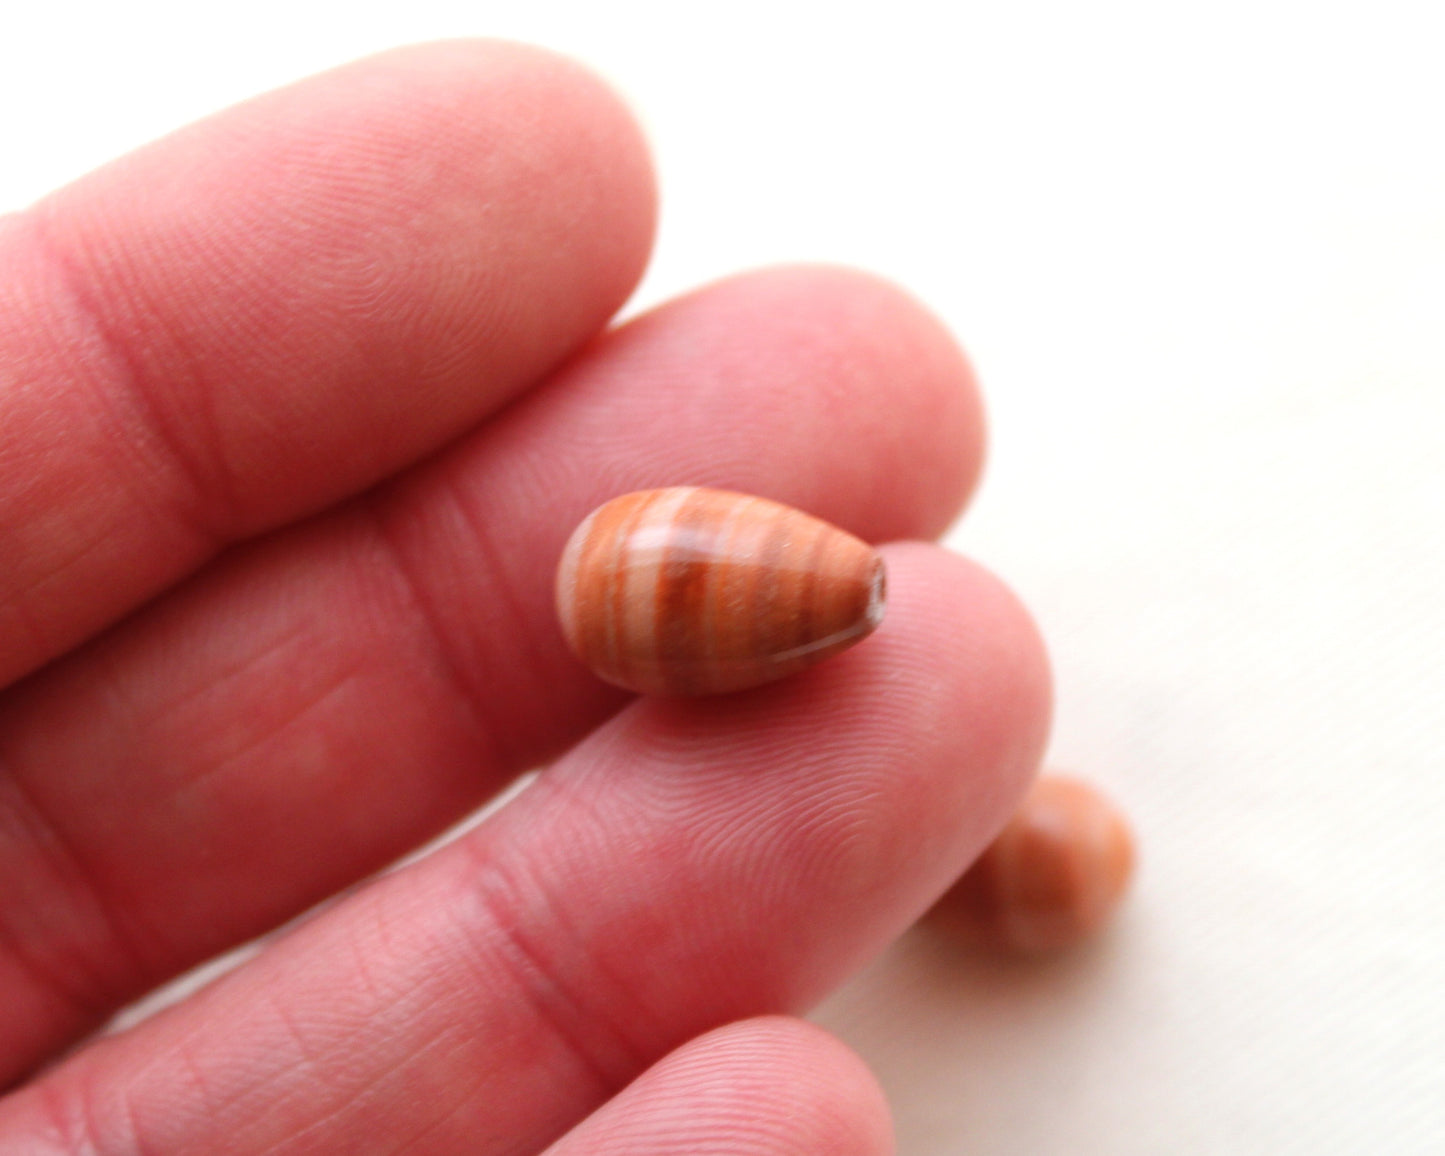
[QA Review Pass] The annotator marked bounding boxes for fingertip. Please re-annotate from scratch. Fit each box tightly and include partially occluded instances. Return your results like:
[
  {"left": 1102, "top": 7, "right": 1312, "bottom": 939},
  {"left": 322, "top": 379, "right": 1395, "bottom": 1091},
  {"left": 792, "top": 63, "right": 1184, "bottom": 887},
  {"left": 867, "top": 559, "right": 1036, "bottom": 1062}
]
[
  {"left": 0, "top": 35, "right": 662, "bottom": 689},
  {"left": 257, "top": 37, "right": 661, "bottom": 334},
  {"left": 571, "top": 539, "right": 1052, "bottom": 964},
  {"left": 707, "top": 1016, "right": 896, "bottom": 1156},
  {"left": 747, "top": 262, "right": 986, "bottom": 499},
  {"left": 875, "top": 541, "right": 1053, "bottom": 809},
  {"left": 805, "top": 540, "right": 1054, "bottom": 906},
  {"left": 684, "top": 263, "right": 988, "bottom": 539},
  {"left": 546, "top": 1016, "right": 894, "bottom": 1156},
  {"left": 352, "top": 38, "right": 660, "bottom": 294}
]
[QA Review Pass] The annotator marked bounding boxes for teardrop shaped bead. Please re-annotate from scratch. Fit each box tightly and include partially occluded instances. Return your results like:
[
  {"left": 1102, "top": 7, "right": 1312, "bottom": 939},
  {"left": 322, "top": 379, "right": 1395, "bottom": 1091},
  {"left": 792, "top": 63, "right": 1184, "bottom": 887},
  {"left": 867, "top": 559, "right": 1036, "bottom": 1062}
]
[{"left": 556, "top": 487, "right": 886, "bottom": 696}]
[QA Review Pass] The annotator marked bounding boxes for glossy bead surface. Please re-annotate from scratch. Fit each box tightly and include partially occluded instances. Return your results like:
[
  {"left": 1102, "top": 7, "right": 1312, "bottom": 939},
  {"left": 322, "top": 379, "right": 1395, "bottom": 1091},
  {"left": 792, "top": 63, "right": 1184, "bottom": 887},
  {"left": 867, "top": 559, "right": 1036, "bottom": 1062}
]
[
  {"left": 556, "top": 487, "right": 886, "bottom": 696},
  {"left": 931, "top": 775, "right": 1136, "bottom": 953}
]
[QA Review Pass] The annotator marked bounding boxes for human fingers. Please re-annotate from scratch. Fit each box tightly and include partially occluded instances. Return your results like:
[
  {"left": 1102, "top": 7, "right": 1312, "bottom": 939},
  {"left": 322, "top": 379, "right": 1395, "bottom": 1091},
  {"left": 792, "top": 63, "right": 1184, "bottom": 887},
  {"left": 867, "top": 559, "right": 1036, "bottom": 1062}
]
[
  {"left": 541, "top": 1017, "right": 892, "bottom": 1156},
  {"left": 0, "top": 544, "right": 1047, "bottom": 1154},
  {"left": 0, "top": 267, "right": 983, "bottom": 1082},
  {"left": 0, "top": 38, "right": 654, "bottom": 690}
]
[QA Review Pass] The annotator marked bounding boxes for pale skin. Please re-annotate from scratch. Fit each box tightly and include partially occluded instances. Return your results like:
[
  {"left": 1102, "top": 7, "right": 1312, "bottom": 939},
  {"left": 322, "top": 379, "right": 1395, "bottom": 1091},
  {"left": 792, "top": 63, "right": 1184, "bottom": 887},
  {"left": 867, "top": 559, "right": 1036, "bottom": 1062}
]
[{"left": 0, "top": 40, "right": 1051, "bottom": 1155}]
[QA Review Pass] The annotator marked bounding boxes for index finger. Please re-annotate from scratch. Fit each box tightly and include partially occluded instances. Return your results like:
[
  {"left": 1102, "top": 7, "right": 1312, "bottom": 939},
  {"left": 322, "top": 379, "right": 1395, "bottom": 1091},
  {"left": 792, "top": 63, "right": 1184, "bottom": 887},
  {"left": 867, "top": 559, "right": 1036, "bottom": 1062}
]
[{"left": 0, "top": 39, "right": 655, "bottom": 689}]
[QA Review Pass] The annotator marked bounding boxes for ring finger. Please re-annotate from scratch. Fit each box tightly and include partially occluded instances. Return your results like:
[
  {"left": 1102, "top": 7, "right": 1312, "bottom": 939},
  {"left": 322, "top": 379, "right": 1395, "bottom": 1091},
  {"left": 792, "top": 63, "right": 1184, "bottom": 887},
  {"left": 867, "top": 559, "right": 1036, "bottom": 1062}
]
[{"left": 0, "top": 542, "right": 1049, "bottom": 1154}]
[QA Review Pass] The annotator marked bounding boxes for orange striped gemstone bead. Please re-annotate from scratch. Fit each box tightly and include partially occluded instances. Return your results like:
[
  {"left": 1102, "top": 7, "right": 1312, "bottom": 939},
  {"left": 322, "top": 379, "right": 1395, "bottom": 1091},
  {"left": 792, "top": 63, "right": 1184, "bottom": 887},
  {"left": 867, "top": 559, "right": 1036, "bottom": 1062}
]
[
  {"left": 556, "top": 488, "right": 886, "bottom": 696},
  {"left": 931, "top": 775, "right": 1137, "bottom": 953}
]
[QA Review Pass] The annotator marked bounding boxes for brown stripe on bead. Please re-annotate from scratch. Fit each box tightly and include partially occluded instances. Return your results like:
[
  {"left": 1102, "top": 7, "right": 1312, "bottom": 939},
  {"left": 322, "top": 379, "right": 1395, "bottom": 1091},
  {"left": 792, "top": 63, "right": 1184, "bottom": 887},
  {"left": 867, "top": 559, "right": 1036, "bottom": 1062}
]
[
  {"left": 701, "top": 492, "right": 766, "bottom": 692},
  {"left": 789, "top": 517, "right": 831, "bottom": 656},
  {"left": 695, "top": 493, "right": 754, "bottom": 691},
  {"left": 655, "top": 489, "right": 724, "bottom": 693},
  {"left": 617, "top": 487, "right": 697, "bottom": 692},
  {"left": 557, "top": 494, "right": 631, "bottom": 668},
  {"left": 596, "top": 491, "right": 654, "bottom": 681},
  {"left": 555, "top": 487, "right": 886, "bottom": 696}
]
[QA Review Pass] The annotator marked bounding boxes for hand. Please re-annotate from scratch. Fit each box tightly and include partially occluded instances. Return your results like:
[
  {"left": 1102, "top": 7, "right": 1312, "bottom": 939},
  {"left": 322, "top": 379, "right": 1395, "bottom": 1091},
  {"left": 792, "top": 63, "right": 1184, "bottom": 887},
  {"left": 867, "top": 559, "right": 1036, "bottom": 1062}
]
[{"left": 0, "top": 40, "right": 1049, "bottom": 1155}]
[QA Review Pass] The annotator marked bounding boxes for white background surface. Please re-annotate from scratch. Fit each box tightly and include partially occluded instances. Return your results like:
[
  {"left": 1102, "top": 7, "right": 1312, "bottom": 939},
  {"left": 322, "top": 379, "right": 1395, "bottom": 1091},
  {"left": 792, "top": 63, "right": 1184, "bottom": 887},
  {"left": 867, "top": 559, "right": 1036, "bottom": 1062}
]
[{"left": 4, "top": 2, "right": 1443, "bottom": 1152}]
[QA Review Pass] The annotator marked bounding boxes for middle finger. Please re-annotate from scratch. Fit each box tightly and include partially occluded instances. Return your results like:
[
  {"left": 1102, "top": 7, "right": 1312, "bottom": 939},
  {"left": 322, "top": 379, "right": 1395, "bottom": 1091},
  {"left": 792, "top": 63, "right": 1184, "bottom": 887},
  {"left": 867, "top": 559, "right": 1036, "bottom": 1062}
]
[{"left": 0, "top": 266, "right": 983, "bottom": 1082}]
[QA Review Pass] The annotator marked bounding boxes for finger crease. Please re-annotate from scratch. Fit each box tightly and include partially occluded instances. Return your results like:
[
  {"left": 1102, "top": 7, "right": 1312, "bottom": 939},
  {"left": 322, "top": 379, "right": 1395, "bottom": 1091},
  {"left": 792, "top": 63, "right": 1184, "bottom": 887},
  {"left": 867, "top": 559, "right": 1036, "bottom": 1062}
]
[
  {"left": 32, "top": 1074, "right": 115, "bottom": 1156},
  {"left": 21, "top": 212, "right": 234, "bottom": 548},
  {"left": 425, "top": 461, "right": 561, "bottom": 769},
  {"left": 361, "top": 494, "right": 509, "bottom": 775},
  {"left": 0, "top": 759, "right": 159, "bottom": 1027},
  {"left": 457, "top": 841, "right": 651, "bottom": 1098}
]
